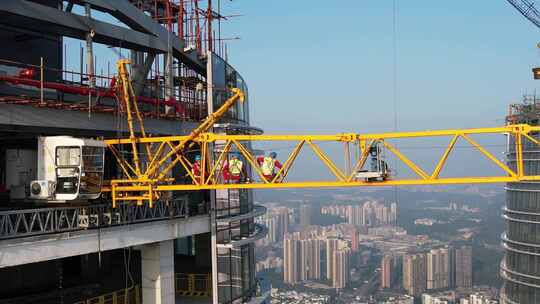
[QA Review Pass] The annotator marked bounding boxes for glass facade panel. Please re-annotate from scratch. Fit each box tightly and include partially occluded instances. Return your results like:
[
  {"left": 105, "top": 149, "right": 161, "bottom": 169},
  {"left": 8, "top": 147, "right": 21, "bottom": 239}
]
[
  {"left": 211, "top": 54, "right": 250, "bottom": 125},
  {"left": 210, "top": 53, "right": 260, "bottom": 304}
]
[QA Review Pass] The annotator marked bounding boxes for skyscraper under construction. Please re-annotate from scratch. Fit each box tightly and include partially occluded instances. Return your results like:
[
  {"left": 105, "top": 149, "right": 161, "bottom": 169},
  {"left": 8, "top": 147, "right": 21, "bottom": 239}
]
[
  {"left": 0, "top": 1, "right": 267, "bottom": 303},
  {"left": 501, "top": 97, "right": 540, "bottom": 304}
]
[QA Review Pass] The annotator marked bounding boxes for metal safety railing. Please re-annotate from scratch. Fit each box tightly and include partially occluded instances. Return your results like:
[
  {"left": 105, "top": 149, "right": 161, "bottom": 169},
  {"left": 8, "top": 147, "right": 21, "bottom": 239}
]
[
  {"left": 175, "top": 273, "right": 212, "bottom": 297},
  {"left": 69, "top": 274, "right": 211, "bottom": 304},
  {"left": 0, "top": 198, "right": 188, "bottom": 240},
  {"left": 0, "top": 57, "right": 209, "bottom": 121},
  {"left": 73, "top": 285, "right": 140, "bottom": 304}
]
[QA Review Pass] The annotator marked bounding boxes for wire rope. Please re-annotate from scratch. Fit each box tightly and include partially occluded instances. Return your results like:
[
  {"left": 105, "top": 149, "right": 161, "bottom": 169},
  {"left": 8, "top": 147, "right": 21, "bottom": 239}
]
[{"left": 392, "top": 0, "right": 399, "bottom": 219}]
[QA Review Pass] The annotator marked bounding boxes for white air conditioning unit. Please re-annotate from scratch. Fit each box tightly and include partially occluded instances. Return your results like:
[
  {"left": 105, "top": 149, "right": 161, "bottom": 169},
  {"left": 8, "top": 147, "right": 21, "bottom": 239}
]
[{"left": 30, "top": 180, "right": 56, "bottom": 199}]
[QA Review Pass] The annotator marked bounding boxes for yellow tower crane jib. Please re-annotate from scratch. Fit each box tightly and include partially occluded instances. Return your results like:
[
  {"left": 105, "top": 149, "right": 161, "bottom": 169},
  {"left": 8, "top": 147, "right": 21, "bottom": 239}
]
[
  {"left": 104, "top": 61, "right": 540, "bottom": 207},
  {"left": 105, "top": 123, "right": 540, "bottom": 206}
]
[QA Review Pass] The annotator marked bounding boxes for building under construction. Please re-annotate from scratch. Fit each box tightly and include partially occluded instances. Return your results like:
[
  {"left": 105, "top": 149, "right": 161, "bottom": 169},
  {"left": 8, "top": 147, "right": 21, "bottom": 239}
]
[
  {"left": 0, "top": 1, "right": 267, "bottom": 304},
  {"left": 4, "top": 1, "right": 540, "bottom": 304},
  {"left": 502, "top": 96, "right": 540, "bottom": 304}
]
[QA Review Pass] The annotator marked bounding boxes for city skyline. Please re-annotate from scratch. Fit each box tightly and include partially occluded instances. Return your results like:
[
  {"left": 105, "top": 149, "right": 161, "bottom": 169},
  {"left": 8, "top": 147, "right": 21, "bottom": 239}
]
[
  {"left": 0, "top": 1, "right": 537, "bottom": 304},
  {"left": 259, "top": 196, "right": 478, "bottom": 303}
]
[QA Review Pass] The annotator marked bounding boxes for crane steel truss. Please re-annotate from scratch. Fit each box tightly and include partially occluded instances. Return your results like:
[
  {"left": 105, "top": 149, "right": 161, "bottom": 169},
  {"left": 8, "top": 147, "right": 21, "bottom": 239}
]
[
  {"left": 107, "top": 59, "right": 245, "bottom": 206},
  {"left": 507, "top": 0, "right": 540, "bottom": 29},
  {"left": 107, "top": 60, "right": 540, "bottom": 206},
  {"left": 105, "top": 123, "right": 540, "bottom": 205}
]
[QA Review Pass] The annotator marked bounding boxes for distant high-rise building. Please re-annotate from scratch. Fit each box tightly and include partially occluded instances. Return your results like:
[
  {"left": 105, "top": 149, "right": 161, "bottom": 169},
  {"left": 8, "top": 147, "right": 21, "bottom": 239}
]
[
  {"left": 277, "top": 207, "right": 289, "bottom": 239},
  {"left": 351, "top": 227, "right": 359, "bottom": 252},
  {"left": 403, "top": 253, "right": 427, "bottom": 296},
  {"left": 381, "top": 255, "right": 393, "bottom": 289},
  {"left": 323, "top": 201, "right": 397, "bottom": 227},
  {"left": 332, "top": 247, "right": 350, "bottom": 289},
  {"left": 283, "top": 236, "right": 300, "bottom": 284},
  {"left": 299, "top": 239, "right": 321, "bottom": 281},
  {"left": 390, "top": 202, "right": 398, "bottom": 224},
  {"left": 346, "top": 204, "right": 363, "bottom": 226},
  {"left": 382, "top": 206, "right": 389, "bottom": 223},
  {"left": 284, "top": 233, "right": 322, "bottom": 284},
  {"left": 326, "top": 238, "right": 339, "bottom": 281},
  {"left": 265, "top": 216, "right": 277, "bottom": 243},
  {"left": 312, "top": 239, "right": 322, "bottom": 280},
  {"left": 325, "top": 238, "right": 350, "bottom": 289},
  {"left": 355, "top": 206, "right": 363, "bottom": 225},
  {"left": 362, "top": 202, "right": 373, "bottom": 226},
  {"left": 299, "top": 239, "right": 308, "bottom": 281},
  {"left": 454, "top": 245, "right": 472, "bottom": 288},
  {"left": 299, "top": 204, "right": 311, "bottom": 228},
  {"left": 259, "top": 208, "right": 290, "bottom": 243},
  {"left": 449, "top": 247, "right": 455, "bottom": 289},
  {"left": 346, "top": 205, "right": 355, "bottom": 225},
  {"left": 427, "top": 247, "right": 450, "bottom": 290}
]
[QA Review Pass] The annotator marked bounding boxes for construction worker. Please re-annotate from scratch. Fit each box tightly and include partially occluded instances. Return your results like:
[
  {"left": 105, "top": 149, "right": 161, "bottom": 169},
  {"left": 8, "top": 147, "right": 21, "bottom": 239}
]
[
  {"left": 223, "top": 153, "right": 244, "bottom": 183},
  {"left": 257, "top": 152, "right": 282, "bottom": 182},
  {"left": 187, "top": 154, "right": 208, "bottom": 215},
  {"left": 192, "top": 155, "right": 202, "bottom": 181}
]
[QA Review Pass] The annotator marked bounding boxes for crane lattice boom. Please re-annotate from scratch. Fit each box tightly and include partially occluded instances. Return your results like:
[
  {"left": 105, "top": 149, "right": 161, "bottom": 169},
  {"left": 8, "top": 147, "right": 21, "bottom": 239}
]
[
  {"left": 107, "top": 60, "right": 540, "bottom": 207},
  {"left": 507, "top": 0, "right": 540, "bottom": 29},
  {"left": 105, "top": 124, "right": 540, "bottom": 206}
]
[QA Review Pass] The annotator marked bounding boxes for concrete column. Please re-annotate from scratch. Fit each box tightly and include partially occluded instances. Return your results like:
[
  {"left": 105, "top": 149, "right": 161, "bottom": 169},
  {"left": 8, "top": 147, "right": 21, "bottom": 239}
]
[
  {"left": 210, "top": 191, "right": 219, "bottom": 304},
  {"left": 206, "top": 50, "right": 219, "bottom": 304},
  {"left": 141, "top": 240, "right": 175, "bottom": 304}
]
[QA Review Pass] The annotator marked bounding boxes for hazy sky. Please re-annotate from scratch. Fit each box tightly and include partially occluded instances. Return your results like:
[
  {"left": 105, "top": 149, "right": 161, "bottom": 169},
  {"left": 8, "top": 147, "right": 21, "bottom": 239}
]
[
  {"left": 70, "top": 1, "right": 540, "bottom": 134},
  {"left": 222, "top": 1, "right": 540, "bottom": 134}
]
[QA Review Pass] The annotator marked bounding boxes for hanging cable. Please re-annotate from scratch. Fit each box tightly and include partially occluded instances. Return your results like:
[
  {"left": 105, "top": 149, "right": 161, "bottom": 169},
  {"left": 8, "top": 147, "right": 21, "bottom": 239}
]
[
  {"left": 392, "top": 0, "right": 398, "bottom": 133},
  {"left": 392, "top": 0, "right": 399, "bottom": 219}
]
